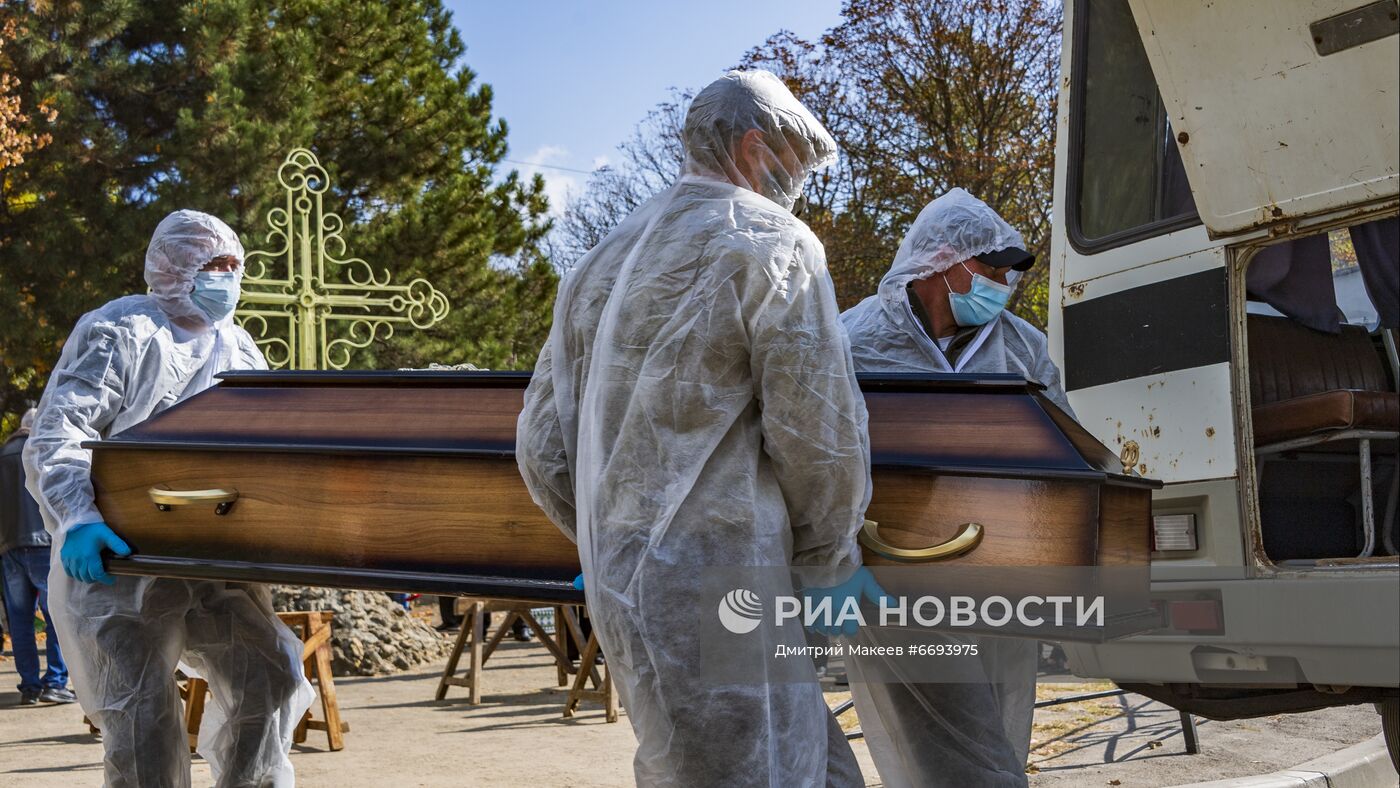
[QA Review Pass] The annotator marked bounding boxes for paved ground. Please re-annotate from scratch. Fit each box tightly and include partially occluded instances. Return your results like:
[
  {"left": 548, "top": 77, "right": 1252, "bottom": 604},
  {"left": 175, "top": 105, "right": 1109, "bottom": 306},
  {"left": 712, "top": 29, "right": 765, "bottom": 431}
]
[
  {"left": 0, "top": 637, "right": 1390, "bottom": 787},
  {"left": 1025, "top": 683, "right": 1391, "bottom": 787}
]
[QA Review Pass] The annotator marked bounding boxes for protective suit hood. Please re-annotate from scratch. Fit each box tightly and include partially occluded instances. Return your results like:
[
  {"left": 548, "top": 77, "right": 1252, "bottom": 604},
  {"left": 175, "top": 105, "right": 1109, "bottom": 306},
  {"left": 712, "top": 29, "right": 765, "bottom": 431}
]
[
  {"left": 145, "top": 209, "right": 245, "bottom": 332},
  {"left": 876, "top": 188, "right": 1026, "bottom": 320},
  {"left": 682, "top": 69, "right": 837, "bottom": 209},
  {"left": 841, "top": 190, "right": 1070, "bottom": 411}
]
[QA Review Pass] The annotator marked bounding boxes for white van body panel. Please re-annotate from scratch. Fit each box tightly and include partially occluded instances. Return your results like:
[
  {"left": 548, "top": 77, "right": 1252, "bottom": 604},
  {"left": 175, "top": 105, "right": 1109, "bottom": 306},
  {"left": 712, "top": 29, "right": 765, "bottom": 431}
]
[
  {"left": 1063, "top": 573, "right": 1400, "bottom": 687},
  {"left": 1050, "top": 0, "right": 1399, "bottom": 694},
  {"left": 1068, "top": 362, "right": 1237, "bottom": 484}
]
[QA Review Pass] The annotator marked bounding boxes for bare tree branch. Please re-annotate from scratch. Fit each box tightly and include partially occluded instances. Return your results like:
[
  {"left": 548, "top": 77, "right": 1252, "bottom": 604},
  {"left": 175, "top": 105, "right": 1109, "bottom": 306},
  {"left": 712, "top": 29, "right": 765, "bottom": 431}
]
[{"left": 551, "top": 88, "right": 691, "bottom": 270}]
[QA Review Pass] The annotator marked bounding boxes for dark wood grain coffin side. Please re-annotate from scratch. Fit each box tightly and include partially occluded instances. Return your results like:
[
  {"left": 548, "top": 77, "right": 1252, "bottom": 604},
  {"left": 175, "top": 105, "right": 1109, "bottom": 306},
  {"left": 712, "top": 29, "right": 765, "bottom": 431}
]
[
  {"left": 94, "top": 450, "right": 1121, "bottom": 582},
  {"left": 861, "top": 470, "right": 1101, "bottom": 568},
  {"left": 91, "top": 448, "right": 582, "bottom": 581},
  {"left": 1097, "top": 482, "right": 1153, "bottom": 567}
]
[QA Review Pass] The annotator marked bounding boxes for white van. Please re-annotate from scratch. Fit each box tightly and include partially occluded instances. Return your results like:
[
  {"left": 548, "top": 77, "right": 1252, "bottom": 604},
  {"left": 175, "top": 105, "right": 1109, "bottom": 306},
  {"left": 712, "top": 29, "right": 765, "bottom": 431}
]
[{"left": 1045, "top": 0, "right": 1399, "bottom": 762}]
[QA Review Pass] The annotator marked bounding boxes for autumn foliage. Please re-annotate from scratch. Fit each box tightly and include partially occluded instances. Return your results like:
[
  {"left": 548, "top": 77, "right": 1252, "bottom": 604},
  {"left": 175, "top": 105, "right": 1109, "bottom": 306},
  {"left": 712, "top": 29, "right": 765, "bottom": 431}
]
[
  {"left": 743, "top": 0, "right": 1062, "bottom": 322},
  {"left": 0, "top": 17, "right": 55, "bottom": 169}
]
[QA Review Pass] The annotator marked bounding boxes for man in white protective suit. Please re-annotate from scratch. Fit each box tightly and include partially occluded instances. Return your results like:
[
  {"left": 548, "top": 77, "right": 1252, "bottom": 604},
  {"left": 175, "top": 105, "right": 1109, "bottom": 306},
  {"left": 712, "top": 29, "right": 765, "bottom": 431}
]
[
  {"left": 516, "top": 70, "right": 873, "bottom": 787},
  {"left": 24, "top": 209, "right": 313, "bottom": 788},
  {"left": 841, "top": 188, "right": 1071, "bottom": 788}
]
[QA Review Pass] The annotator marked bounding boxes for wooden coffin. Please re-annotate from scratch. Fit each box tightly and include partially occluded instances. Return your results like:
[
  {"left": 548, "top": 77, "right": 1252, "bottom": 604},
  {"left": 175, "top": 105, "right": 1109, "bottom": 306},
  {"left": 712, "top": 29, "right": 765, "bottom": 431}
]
[{"left": 87, "top": 371, "right": 1158, "bottom": 633}]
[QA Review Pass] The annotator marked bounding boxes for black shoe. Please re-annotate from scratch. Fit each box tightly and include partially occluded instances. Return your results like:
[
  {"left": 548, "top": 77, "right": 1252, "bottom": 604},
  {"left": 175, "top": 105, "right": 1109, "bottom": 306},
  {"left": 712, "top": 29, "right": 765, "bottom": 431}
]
[
  {"left": 40, "top": 687, "right": 77, "bottom": 704},
  {"left": 512, "top": 623, "right": 532, "bottom": 642},
  {"left": 435, "top": 621, "right": 462, "bottom": 633},
  {"left": 19, "top": 690, "right": 40, "bottom": 706}
]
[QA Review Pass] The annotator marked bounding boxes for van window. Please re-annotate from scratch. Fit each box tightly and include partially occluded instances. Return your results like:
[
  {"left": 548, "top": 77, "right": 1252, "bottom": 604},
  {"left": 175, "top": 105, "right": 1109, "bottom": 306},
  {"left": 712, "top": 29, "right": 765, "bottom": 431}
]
[{"left": 1072, "top": 0, "right": 1198, "bottom": 247}]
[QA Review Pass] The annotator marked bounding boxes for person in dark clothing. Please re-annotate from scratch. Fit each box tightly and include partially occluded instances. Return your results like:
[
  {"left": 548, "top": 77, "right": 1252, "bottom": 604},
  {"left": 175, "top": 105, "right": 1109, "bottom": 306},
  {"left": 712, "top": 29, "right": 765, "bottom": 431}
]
[
  {"left": 435, "top": 597, "right": 531, "bottom": 641},
  {"left": 436, "top": 596, "right": 463, "bottom": 632},
  {"left": 1, "top": 409, "right": 75, "bottom": 705},
  {"left": 564, "top": 607, "right": 598, "bottom": 664}
]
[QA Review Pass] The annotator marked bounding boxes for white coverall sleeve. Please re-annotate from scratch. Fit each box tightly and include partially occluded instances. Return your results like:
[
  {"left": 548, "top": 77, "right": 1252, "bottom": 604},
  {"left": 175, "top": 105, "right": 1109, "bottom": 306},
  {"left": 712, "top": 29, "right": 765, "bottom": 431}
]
[
  {"left": 751, "top": 245, "right": 872, "bottom": 569},
  {"left": 23, "top": 319, "right": 131, "bottom": 536},
  {"left": 517, "top": 341, "right": 578, "bottom": 541}
]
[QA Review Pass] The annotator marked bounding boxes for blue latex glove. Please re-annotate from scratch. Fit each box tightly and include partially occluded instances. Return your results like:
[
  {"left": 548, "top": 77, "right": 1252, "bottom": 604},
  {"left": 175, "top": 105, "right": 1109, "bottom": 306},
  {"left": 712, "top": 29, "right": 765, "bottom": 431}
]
[
  {"left": 60, "top": 522, "right": 132, "bottom": 585},
  {"left": 800, "top": 567, "right": 895, "bottom": 637},
  {"left": 573, "top": 573, "right": 585, "bottom": 591}
]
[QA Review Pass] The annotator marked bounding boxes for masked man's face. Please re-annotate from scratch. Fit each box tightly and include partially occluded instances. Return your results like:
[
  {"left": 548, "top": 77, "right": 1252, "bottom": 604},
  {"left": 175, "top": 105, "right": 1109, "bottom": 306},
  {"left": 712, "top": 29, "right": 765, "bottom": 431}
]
[
  {"left": 201, "top": 255, "right": 241, "bottom": 273},
  {"left": 939, "top": 257, "right": 1010, "bottom": 295}
]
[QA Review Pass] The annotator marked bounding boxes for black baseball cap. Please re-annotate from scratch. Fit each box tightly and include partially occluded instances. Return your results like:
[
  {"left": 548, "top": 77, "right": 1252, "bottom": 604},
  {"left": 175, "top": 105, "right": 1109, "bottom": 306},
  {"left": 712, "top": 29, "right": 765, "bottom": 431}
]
[{"left": 979, "top": 246, "right": 1036, "bottom": 271}]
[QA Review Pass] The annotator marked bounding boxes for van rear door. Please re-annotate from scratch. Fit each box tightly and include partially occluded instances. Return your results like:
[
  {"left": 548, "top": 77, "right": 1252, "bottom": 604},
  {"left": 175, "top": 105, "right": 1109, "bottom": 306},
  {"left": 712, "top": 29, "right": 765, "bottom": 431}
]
[{"left": 1127, "top": 0, "right": 1398, "bottom": 236}]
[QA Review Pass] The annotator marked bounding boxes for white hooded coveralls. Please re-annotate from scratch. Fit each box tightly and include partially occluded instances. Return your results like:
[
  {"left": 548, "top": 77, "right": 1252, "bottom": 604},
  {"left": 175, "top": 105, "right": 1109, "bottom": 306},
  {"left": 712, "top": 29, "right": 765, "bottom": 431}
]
[
  {"left": 840, "top": 189, "right": 1072, "bottom": 788},
  {"left": 517, "top": 71, "right": 872, "bottom": 787},
  {"left": 25, "top": 210, "right": 313, "bottom": 788}
]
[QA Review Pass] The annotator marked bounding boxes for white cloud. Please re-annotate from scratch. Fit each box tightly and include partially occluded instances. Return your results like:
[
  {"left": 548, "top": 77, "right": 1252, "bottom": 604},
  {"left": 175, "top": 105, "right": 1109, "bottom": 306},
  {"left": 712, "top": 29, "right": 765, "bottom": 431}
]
[
  {"left": 517, "top": 145, "right": 581, "bottom": 217},
  {"left": 523, "top": 144, "right": 568, "bottom": 166}
]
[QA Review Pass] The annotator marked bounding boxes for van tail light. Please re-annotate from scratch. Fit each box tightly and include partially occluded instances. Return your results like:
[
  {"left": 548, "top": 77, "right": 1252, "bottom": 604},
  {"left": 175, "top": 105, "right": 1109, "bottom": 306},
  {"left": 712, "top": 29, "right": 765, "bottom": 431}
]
[{"left": 1152, "top": 513, "right": 1198, "bottom": 551}]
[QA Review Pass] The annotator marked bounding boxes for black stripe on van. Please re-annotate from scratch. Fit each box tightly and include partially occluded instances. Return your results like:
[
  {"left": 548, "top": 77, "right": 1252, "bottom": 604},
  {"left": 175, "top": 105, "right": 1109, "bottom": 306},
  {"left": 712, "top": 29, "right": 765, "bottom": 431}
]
[{"left": 1063, "top": 268, "right": 1229, "bottom": 391}]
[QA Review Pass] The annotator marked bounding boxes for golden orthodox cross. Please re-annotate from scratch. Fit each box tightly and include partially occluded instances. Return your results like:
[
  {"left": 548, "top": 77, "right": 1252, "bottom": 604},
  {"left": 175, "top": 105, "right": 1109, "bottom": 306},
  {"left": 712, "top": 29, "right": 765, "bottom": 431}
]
[{"left": 236, "top": 148, "right": 448, "bottom": 370}]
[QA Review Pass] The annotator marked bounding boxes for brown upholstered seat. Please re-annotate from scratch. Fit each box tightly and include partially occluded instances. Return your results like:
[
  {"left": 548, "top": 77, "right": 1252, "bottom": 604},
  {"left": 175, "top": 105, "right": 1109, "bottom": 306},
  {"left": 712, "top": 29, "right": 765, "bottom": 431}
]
[
  {"left": 1248, "top": 315, "right": 1398, "bottom": 445},
  {"left": 1252, "top": 390, "right": 1399, "bottom": 446}
]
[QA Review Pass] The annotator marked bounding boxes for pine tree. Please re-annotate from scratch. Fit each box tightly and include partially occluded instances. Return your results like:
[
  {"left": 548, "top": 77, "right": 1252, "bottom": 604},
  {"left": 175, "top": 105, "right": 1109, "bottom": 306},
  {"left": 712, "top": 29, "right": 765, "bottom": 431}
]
[{"left": 0, "top": 0, "right": 554, "bottom": 425}]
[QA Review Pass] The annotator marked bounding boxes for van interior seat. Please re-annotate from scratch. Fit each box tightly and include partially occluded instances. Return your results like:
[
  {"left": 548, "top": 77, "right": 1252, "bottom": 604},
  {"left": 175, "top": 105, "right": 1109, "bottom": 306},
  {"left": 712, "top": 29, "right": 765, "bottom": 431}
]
[{"left": 1247, "top": 314, "right": 1398, "bottom": 446}]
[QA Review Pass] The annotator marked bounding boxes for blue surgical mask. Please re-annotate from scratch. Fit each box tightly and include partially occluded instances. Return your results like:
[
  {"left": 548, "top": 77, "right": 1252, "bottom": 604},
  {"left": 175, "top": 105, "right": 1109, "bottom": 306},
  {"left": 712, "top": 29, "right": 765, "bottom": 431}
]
[
  {"left": 190, "top": 271, "right": 242, "bottom": 323},
  {"left": 944, "top": 262, "right": 1011, "bottom": 327}
]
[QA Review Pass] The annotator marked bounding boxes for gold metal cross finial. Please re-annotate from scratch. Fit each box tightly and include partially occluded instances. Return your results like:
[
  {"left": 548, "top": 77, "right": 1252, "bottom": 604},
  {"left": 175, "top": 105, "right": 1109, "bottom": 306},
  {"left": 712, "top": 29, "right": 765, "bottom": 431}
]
[{"left": 236, "top": 149, "right": 449, "bottom": 370}]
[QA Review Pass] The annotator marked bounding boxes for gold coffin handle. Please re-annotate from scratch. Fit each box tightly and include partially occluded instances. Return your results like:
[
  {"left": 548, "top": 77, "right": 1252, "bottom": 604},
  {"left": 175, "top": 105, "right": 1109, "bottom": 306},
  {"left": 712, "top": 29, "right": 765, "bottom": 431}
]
[
  {"left": 148, "top": 487, "right": 239, "bottom": 516},
  {"left": 858, "top": 519, "right": 984, "bottom": 563}
]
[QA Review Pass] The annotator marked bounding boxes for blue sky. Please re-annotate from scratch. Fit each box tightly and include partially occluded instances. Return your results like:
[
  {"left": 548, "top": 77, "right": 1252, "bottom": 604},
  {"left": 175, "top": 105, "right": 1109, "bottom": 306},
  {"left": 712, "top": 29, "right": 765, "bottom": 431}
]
[{"left": 444, "top": 0, "right": 843, "bottom": 212}]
